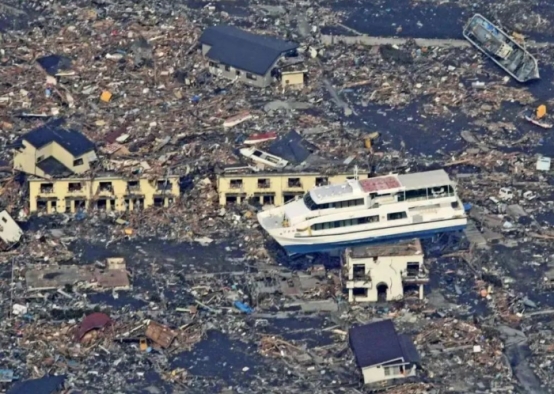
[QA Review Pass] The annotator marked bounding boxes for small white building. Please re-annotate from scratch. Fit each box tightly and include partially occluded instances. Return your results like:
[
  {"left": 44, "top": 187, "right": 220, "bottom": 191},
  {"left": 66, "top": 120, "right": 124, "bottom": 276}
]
[
  {"left": 343, "top": 239, "right": 428, "bottom": 302},
  {"left": 349, "top": 320, "right": 420, "bottom": 385}
]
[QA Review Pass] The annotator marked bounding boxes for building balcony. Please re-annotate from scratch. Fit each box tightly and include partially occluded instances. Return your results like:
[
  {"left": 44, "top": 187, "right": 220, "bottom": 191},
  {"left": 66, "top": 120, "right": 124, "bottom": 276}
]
[
  {"left": 402, "top": 271, "right": 429, "bottom": 284},
  {"left": 346, "top": 280, "right": 372, "bottom": 289},
  {"left": 97, "top": 188, "right": 115, "bottom": 196}
]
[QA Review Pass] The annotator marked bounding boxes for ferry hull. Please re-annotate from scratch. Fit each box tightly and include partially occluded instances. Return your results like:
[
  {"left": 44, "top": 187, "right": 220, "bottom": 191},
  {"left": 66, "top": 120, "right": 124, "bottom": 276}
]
[{"left": 273, "top": 220, "right": 467, "bottom": 255}]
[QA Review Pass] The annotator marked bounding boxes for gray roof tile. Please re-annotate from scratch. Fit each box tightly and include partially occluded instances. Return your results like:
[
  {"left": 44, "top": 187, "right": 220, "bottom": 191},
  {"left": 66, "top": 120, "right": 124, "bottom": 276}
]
[{"left": 200, "top": 25, "right": 298, "bottom": 76}]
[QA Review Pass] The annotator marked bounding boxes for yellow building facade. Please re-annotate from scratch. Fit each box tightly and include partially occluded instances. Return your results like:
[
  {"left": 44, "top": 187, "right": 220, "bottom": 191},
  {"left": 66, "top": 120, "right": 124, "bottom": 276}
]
[
  {"left": 217, "top": 171, "right": 369, "bottom": 206},
  {"left": 29, "top": 175, "right": 180, "bottom": 213}
]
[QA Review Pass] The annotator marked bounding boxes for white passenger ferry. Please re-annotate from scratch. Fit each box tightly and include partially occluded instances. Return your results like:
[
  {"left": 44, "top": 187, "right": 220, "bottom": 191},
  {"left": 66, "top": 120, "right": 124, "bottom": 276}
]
[{"left": 257, "top": 169, "right": 467, "bottom": 255}]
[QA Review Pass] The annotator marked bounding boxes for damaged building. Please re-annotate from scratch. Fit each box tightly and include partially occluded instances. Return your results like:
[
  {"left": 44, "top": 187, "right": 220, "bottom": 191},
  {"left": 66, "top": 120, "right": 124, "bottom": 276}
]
[
  {"left": 349, "top": 319, "right": 420, "bottom": 385},
  {"left": 343, "top": 239, "right": 428, "bottom": 302},
  {"left": 199, "top": 25, "right": 301, "bottom": 88},
  {"left": 13, "top": 118, "right": 97, "bottom": 178},
  {"left": 13, "top": 119, "right": 180, "bottom": 213},
  {"left": 217, "top": 168, "right": 369, "bottom": 206},
  {"left": 28, "top": 173, "right": 180, "bottom": 213}
]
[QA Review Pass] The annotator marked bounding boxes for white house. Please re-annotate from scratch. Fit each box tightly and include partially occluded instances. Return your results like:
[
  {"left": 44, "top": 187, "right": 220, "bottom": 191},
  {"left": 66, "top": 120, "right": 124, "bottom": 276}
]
[
  {"left": 349, "top": 319, "right": 420, "bottom": 385},
  {"left": 342, "top": 239, "right": 428, "bottom": 302}
]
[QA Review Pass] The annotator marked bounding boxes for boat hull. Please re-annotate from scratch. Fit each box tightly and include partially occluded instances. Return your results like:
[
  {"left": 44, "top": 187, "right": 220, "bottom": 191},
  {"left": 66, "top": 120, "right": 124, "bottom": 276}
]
[
  {"left": 463, "top": 14, "right": 540, "bottom": 83},
  {"left": 271, "top": 219, "right": 467, "bottom": 255}
]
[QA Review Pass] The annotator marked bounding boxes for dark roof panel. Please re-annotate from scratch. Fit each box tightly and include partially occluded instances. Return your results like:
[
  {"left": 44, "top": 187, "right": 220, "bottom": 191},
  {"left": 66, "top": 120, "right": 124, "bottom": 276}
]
[
  {"left": 22, "top": 119, "right": 95, "bottom": 157},
  {"left": 36, "top": 156, "right": 73, "bottom": 177},
  {"left": 200, "top": 25, "right": 298, "bottom": 76},
  {"left": 267, "top": 130, "right": 314, "bottom": 164},
  {"left": 349, "top": 320, "right": 419, "bottom": 368},
  {"left": 36, "top": 55, "right": 72, "bottom": 76},
  {"left": 399, "top": 334, "right": 421, "bottom": 364},
  {"left": 8, "top": 375, "right": 66, "bottom": 394}
]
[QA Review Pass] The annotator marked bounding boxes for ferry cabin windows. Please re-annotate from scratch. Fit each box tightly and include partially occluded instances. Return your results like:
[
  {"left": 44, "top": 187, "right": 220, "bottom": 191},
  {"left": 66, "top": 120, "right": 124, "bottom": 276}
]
[
  {"left": 312, "top": 215, "right": 379, "bottom": 230},
  {"left": 399, "top": 185, "right": 455, "bottom": 202},
  {"left": 303, "top": 194, "right": 365, "bottom": 211},
  {"left": 387, "top": 211, "right": 407, "bottom": 220}
]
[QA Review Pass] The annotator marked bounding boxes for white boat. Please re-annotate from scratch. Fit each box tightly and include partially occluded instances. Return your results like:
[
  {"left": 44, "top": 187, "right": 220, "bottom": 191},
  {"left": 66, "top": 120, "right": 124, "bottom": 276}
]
[
  {"left": 257, "top": 169, "right": 467, "bottom": 255},
  {"left": 240, "top": 147, "right": 288, "bottom": 169}
]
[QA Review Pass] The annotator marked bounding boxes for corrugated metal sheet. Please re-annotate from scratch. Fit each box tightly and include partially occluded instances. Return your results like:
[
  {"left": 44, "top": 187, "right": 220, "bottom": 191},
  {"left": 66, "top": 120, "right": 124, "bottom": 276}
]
[
  {"left": 145, "top": 321, "right": 176, "bottom": 348},
  {"left": 75, "top": 312, "right": 111, "bottom": 341}
]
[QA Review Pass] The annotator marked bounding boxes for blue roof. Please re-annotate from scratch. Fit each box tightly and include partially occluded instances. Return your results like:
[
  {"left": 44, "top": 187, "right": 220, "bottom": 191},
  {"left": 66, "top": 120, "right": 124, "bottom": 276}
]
[
  {"left": 21, "top": 118, "right": 95, "bottom": 157},
  {"left": 199, "top": 25, "right": 298, "bottom": 76},
  {"left": 349, "top": 320, "right": 420, "bottom": 368},
  {"left": 8, "top": 375, "right": 66, "bottom": 394},
  {"left": 37, "top": 156, "right": 73, "bottom": 177},
  {"left": 267, "top": 130, "right": 314, "bottom": 164},
  {"left": 36, "top": 55, "right": 72, "bottom": 76}
]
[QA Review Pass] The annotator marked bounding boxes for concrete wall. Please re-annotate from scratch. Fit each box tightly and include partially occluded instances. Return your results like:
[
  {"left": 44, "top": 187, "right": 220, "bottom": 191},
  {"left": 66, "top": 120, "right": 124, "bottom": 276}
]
[
  {"left": 202, "top": 44, "right": 274, "bottom": 88},
  {"left": 345, "top": 254, "right": 424, "bottom": 302},
  {"left": 29, "top": 175, "right": 180, "bottom": 213},
  {"left": 208, "top": 63, "right": 271, "bottom": 87},
  {"left": 281, "top": 71, "right": 305, "bottom": 89},
  {"left": 362, "top": 364, "right": 416, "bottom": 385},
  {"left": 217, "top": 172, "right": 369, "bottom": 206},
  {"left": 14, "top": 140, "right": 97, "bottom": 177},
  {"left": 320, "top": 34, "right": 471, "bottom": 48}
]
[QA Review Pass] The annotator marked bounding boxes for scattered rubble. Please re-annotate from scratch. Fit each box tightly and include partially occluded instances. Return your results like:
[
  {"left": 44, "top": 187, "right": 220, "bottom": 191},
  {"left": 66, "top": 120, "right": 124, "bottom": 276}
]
[{"left": 1, "top": 0, "right": 554, "bottom": 392}]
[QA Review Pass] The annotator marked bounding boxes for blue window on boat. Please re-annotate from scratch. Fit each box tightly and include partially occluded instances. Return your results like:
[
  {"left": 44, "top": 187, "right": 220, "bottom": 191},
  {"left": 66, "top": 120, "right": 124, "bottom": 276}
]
[{"left": 312, "top": 215, "right": 379, "bottom": 230}]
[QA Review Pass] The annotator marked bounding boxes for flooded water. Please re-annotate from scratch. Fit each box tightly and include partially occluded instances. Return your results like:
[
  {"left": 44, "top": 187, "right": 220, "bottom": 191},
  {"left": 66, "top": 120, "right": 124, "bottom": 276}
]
[
  {"left": 334, "top": 0, "right": 554, "bottom": 42},
  {"left": 351, "top": 101, "right": 468, "bottom": 155},
  {"left": 171, "top": 330, "right": 264, "bottom": 387}
]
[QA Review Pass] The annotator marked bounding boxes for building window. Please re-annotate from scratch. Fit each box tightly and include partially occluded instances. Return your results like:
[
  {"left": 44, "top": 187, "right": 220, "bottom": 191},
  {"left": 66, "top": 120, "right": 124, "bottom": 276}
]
[
  {"left": 157, "top": 180, "right": 171, "bottom": 191},
  {"left": 246, "top": 73, "right": 257, "bottom": 80},
  {"left": 260, "top": 194, "right": 275, "bottom": 205},
  {"left": 68, "top": 182, "right": 82, "bottom": 192},
  {"left": 384, "top": 366, "right": 402, "bottom": 376},
  {"left": 154, "top": 197, "right": 165, "bottom": 207},
  {"left": 1, "top": 217, "right": 6, "bottom": 223},
  {"left": 225, "top": 65, "right": 231, "bottom": 72},
  {"left": 288, "top": 178, "right": 301, "bottom": 188},
  {"left": 257, "top": 178, "right": 270, "bottom": 189},
  {"left": 283, "top": 192, "right": 303, "bottom": 203},
  {"left": 407, "top": 262, "right": 420, "bottom": 277},
  {"left": 315, "top": 177, "right": 329, "bottom": 186},
  {"left": 352, "top": 288, "right": 368, "bottom": 297},
  {"left": 209, "top": 62, "right": 219, "bottom": 69},
  {"left": 40, "top": 183, "right": 54, "bottom": 193},
  {"left": 387, "top": 212, "right": 407, "bottom": 221},
  {"left": 236, "top": 70, "right": 241, "bottom": 76},
  {"left": 127, "top": 181, "right": 140, "bottom": 191},
  {"left": 36, "top": 155, "right": 44, "bottom": 163},
  {"left": 225, "top": 194, "right": 238, "bottom": 204},
  {"left": 230, "top": 179, "right": 243, "bottom": 189},
  {"left": 73, "top": 158, "right": 84, "bottom": 166},
  {"left": 353, "top": 264, "right": 366, "bottom": 280},
  {"left": 99, "top": 182, "right": 114, "bottom": 192}
]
